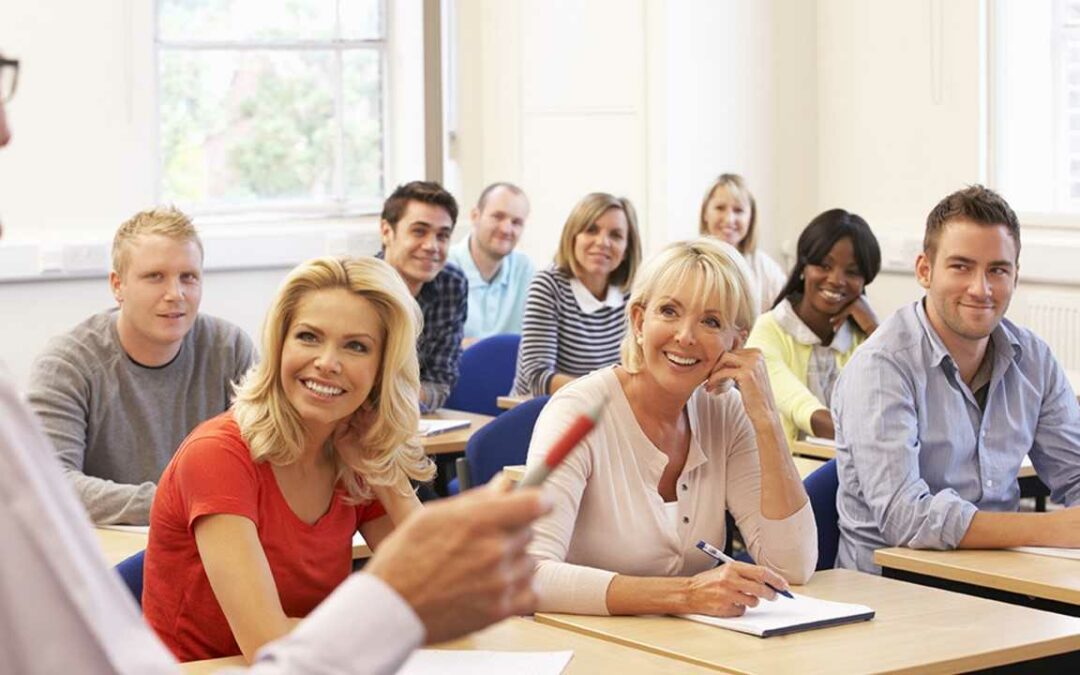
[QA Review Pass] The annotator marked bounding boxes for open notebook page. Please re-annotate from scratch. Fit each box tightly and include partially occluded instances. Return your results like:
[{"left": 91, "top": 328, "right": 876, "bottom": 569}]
[{"left": 680, "top": 593, "right": 873, "bottom": 638}]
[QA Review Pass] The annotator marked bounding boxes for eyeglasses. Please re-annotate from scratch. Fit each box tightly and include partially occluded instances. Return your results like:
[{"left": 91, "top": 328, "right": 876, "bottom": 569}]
[{"left": 1, "top": 56, "right": 19, "bottom": 103}]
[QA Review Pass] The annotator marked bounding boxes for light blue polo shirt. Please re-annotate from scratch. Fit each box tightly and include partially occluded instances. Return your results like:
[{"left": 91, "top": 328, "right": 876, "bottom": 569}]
[{"left": 447, "top": 236, "right": 535, "bottom": 339}]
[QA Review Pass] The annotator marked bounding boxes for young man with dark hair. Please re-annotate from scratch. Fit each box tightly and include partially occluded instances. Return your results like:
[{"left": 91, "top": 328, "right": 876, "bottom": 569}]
[
  {"left": 832, "top": 185, "right": 1080, "bottom": 573},
  {"left": 378, "top": 181, "right": 467, "bottom": 411},
  {"left": 448, "top": 182, "right": 535, "bottom": 343}
]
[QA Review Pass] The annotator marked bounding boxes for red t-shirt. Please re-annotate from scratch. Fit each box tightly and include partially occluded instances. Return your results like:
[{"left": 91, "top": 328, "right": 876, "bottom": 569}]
[{"left": 143, "top": 412, "right": 386, "bottom": 662}]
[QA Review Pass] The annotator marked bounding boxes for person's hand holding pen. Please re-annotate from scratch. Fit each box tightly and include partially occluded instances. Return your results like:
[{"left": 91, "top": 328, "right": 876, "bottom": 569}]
[{"left": 684, "top": 558, "right": 792, "bottom": 617}]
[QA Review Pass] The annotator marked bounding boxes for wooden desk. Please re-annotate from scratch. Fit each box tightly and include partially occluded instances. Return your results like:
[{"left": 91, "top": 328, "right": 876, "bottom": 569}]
[
  {"left": 179, "top": 616, "right": 714, "bottom": 674},
  {"left": 94, "top": 528, "right": 371, "bottom": 564},
  {"left": 536, "top": 568, "right": 1080, "bottom": 673},
  {"left": 496, "top": 394, "right": 530, "bottom": 410},
  {"left": 791, "top": 440, "right": 1039, "bottom": 479},
  {"left": 94, "top": 528, "right": 149, "bottom": 566},
  {"left": 875, "top": 547, "right": 1080, "bottom": 615},
  {"left": 421, "top": 408, "right": 494, "bottom": 456}
]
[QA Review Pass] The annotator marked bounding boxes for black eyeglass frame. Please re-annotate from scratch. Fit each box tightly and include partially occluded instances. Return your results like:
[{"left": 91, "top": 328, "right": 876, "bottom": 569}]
[{"left": 0, "top": 57, "right": 19, "bottom": 103}]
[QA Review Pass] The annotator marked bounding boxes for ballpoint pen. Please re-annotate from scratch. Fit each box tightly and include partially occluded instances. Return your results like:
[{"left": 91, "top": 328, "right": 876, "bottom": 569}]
[{"left": 696, "top": 539, "right": 794, "bottom": 599}]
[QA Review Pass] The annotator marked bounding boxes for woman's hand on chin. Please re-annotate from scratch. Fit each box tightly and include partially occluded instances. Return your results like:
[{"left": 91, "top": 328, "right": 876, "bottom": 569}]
[{"left": 704, "top": 348, "right": 777, "bottom": 415}]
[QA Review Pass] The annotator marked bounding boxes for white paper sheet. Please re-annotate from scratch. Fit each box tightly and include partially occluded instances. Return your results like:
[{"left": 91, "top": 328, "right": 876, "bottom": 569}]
[
  {"left": 1010, "top": 546, "right": 1080, "bottom": 561},
  {"left": 397, "top": 649, "right": 572, "bottom": 675},
  {"left": 680, "top": 593, "right": 874, "bottom": 637},
  {"left": 418, "top": 419, "right": 470, "bottom": 437}
]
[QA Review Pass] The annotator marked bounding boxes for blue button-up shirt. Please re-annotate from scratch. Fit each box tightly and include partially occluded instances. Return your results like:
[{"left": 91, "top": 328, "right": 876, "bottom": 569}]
[
  {"left": 448, "top": 236, "right": 535, "bottom": 339},
  {"left": 832, "top": 299, "right": 1080, "bottom": 573}
]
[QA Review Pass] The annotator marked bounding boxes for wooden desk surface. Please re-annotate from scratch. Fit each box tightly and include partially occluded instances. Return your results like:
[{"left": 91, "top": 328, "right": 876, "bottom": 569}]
[
  {"left": 94, "top": 528, "right": 371, "bottom": 564},
  {"left": 496, "top": 394, "right": 530, "bottom": 410},
  {"left": 421, "top": 408, "right": 495, "bottom": 455},
  {"left": 791, "top": 440, "right": 1038, "bottom": 479},
  {"left": 536, "top": 568, "right": 1080, "bottom": 674},
  {"left": 874, "top": 547, "right": 1080, "bottom": 606},
  {"left": 179, "top": 616, "right": 714, "bottom": 674}
]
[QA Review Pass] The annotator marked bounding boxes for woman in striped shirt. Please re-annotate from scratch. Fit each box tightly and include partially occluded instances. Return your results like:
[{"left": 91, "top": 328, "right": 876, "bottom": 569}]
[{"left": 512, "top": 193, "right": 642, "bottom": 396}]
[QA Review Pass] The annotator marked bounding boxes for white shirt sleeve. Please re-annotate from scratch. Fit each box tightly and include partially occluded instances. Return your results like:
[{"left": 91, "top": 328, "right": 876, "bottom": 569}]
[{"left": 245, "top": 574, "right": 424, "bottom": 675}]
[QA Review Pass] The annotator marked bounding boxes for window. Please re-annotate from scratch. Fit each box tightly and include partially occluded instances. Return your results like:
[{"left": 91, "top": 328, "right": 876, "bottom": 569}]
[{"left": 156, "top": 0, "right": 386, "bottom": 217}]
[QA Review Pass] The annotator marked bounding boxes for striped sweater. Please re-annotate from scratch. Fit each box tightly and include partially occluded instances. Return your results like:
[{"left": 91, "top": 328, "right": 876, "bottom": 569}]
[{"left": 512, "top": 267, "right": 629, "bottom": 396}]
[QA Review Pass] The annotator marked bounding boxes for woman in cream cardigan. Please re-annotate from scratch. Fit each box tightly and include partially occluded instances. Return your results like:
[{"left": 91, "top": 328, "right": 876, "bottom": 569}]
[
  {"left": 527, "top": 238, "right": 816, "bottom": 618},
  {"left": 746, "top": 209, "right": 881, "bottom": 443}
]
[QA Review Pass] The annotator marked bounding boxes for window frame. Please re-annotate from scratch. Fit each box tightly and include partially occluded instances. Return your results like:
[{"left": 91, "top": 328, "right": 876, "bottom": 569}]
[{"left": 152, "top": 0, "right": 391, "bottom": 221}]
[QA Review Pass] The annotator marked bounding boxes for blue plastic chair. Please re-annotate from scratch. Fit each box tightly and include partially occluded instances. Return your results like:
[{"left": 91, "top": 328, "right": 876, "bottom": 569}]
[
  {"left": 731, "top": 458, "right": 839, "bottom": 569},
  {"left": 804, "top": 458, "right": 840, "bottom": 570},
  {"left": 115, "top": 549, "right": 145, "bottom": 608},
  {"left": 449, "top": 395, "right": 550, "bottom": 494},
  {"left": 444, "top": 334, "right": 521, "bottom": 417}
]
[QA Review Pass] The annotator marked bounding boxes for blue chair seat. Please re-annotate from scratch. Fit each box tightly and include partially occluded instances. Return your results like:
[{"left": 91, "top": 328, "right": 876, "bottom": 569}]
[
  {"left": 450, "top": 395, "right": 550, "bottom": 493},
  {"left": 444, "top": 333, "right": 521, "bottom": 417},
  {"left": 115, "top": 549, "right": 146, "bottom": 608}
]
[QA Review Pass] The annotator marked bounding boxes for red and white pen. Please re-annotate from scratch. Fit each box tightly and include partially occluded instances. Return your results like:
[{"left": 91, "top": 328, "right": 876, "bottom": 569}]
[{"left": 516, "top": 395, "right": 608, "bottom": 489}]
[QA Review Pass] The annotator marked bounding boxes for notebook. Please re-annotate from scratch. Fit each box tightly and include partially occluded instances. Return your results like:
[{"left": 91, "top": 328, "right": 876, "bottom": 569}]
[
  {"left": 679, "top": 593, "right": 874, "bottom": 637},
  {"left": 419, "top": 418, "right": 471, "bottom": 436}
]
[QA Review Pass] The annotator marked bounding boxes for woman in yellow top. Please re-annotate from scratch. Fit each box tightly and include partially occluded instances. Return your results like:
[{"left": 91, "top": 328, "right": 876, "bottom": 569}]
[{"left": 746, "top": 209, "right": 881, "bottom": 443}]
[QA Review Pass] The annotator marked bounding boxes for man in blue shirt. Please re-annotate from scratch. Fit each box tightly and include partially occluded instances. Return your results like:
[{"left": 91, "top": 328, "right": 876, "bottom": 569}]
[
  {"left": 448, "top": 182, "right": 535, "bottom": 345},
  {"left": 379, "top": 181, "right": 467, "bottom": 412},
  {"left": 832, "top": 185, "right": 1080, "bottom": 573}
]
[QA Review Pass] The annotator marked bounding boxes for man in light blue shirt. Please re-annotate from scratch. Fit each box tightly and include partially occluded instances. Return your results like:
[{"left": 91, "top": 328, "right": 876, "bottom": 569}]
[
  {"left": 448, "top": 182, "right": 535, "bottom": 343},
  {"left": 832, "top": 185, "right": 1080, "bottom": 573}
]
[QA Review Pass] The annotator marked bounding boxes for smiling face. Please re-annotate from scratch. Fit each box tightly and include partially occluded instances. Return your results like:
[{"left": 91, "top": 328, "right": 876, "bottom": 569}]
[
  {"left": 631, "top": 280, "right": 743, "bottom": 400},
  {"left": 702, "top": 185, "right": 752, "bottom": 247},
  {"left": 916, "top": 219, "right": 1018, "bottom": 351},
  {"left": 471, "top": 186, "right": 529, "bottom": 261},
  {"left": 798, "top": 236, "right": 866, "bottom": 320},
  {"left": 381, "top": 200, "right": 454, "bottom": 295},
  {"left": 110, "top": 234, "right": 203, "bottom": 364},
  {"left": 280, "top": 287, "right": 385, "bottom": 441},
  {"left": 572, "top": 207, "right": 629, "bottom": 290}
]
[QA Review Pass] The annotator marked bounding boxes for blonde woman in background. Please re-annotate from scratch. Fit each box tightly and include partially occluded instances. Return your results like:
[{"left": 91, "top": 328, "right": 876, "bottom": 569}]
[
  {"left": 144, "top": 256, "right": 434, "bottom": 663},
  {"left": 527, "top": 238, "right": 815, "bottom": 618},
  {"left": 512, "top": 192, "right": 642, "bottom": 396},
  {"left": 700, "top": 173, "right": 786, "bottom": 313}
]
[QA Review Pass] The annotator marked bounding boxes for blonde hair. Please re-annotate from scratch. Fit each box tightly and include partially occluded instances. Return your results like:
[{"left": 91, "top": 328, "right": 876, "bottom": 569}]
[
  {"left": 698, "top": 173, "right": 758, "bottom": 255},
  {"left": 621, "top": 238, "right": 758, "bottom": 373},
  {"left": 554, "top": 192, "right": 642, "bottom": 292},
  {"left": 232, "top": 256, "right": 434, "bottom": 500},
  {"left": 111, "top": 206, "right": 204, "bottom": 277}
]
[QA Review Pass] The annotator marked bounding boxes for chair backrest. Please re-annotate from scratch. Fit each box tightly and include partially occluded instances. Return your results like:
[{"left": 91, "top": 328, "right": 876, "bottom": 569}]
[
  {"left": 444, "top": 333, "right": 521, "bottom": 416},
  {"left": 466, "top": 395, "right": 550, "bottom": 487},
  {"left": 804, "top": 458, "right": 839, "bottom": 570},
  {"left": 115, "top": 549, "right": 146, "bottom": 608}
]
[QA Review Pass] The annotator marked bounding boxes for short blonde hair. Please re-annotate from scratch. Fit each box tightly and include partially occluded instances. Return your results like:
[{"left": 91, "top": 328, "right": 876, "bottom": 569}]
[
  {"left": 111, "top": 206, "right": 204, "bottom": 278},
  {"left": 232, "top": 256, "right": 434, "bottom": 500},
  {"left": 621, "top": 238, "right": 758, "bottom": 373},
  {"left": 698, "top": 173, "right": 758, "bottom": 255},
  {"left": 554, "top": 193, "right": 642, "bottom": 292}
]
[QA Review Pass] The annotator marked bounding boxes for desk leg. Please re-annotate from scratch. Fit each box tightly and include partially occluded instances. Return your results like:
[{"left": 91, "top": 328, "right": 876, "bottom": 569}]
[{"left": 1019, "top": 476, "right": 1050, "bottom": 512}]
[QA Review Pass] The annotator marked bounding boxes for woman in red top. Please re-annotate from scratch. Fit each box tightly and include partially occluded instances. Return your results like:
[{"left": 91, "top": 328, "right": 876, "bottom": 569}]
[{"left": 144, "top": 256, "right": 435, "bottom": 662}]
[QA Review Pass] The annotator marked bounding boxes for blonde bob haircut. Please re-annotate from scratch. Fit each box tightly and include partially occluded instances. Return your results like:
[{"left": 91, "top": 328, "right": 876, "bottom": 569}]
[
  {"left": 232, "top": 256, "right": 434, "bottom": 500},
  {"left": 620, "top": 238, "right": 758, "bottom": 374},
  {"left": 554, "top": 192, "right": 642, "bottom": 292},
  {"left": 112, "top": 206, "right": 204, "bottom": 278},
  {"left": 698, "top": 173, "right": 758, "bottom": 255}
]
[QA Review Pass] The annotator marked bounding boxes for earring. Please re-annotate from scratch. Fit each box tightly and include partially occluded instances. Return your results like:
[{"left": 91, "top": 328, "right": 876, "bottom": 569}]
[{"left": 636, "top": 334, "right": 644, "bottom": 345}]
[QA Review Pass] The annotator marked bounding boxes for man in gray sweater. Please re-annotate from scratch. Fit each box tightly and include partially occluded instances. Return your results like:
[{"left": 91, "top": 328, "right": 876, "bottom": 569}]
[{"left": 27, "top": 208, "right": 256, "bottom": 524}]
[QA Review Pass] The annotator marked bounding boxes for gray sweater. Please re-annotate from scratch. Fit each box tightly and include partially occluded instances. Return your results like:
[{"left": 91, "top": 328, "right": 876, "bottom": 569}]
[{"left": 27, "top": 310, "right": 255, "bottom": 525}]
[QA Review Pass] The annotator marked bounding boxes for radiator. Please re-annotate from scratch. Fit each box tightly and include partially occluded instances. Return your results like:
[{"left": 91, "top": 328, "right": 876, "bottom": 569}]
[{"left": 1025, "top": 293, "right": 1080, "bottom": 372}]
